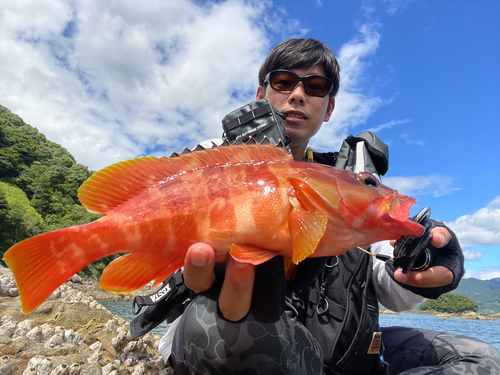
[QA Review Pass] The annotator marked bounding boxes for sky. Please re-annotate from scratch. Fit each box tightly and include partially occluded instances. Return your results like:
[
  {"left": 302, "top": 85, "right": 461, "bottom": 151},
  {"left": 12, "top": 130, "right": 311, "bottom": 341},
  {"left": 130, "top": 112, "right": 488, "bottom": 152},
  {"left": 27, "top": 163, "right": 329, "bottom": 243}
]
[{"left": 0, "top": 0, "right": 499, "bottom": 280}]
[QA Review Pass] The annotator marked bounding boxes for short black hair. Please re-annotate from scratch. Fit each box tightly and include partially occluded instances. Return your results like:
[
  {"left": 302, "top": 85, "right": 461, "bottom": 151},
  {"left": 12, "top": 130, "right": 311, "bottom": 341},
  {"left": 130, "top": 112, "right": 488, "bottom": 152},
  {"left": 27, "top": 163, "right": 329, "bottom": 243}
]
[{"left": 258, "top": 38, "right": 340, "bottom": 97}]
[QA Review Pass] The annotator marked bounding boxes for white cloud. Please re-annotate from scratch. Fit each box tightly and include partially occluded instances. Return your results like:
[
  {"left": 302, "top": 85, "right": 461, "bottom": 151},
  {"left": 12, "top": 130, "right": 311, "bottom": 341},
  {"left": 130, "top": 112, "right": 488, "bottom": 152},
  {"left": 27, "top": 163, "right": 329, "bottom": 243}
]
[
  {"left": 445, "top": 196, "right": 500, "bottom": 247},
  {"left": 464, "top": 266, "right": 500, "bottom": 281},
  {"left": 1, "top": 0, "right": 392, "bottom": 173},
  {"left": 366, "top": 119, "right": 411, "bottom": 133},
  {"left": 401, "top": 133, "right": 425, "bottom": 146},
  {"left": 0, "top": 0, "right": 271, "bottom": 170},
  {"left": 313, "top": 22, "right": 384, "bottom": 151},
  {"left": 383, "top": 0, "right": 418, "bottom": 15},
  {"left": 381, "top": 175, "right": 460, "bottom": 198},
  {"left": 463, "top": 249, "right": 485, "bottom": 262}
]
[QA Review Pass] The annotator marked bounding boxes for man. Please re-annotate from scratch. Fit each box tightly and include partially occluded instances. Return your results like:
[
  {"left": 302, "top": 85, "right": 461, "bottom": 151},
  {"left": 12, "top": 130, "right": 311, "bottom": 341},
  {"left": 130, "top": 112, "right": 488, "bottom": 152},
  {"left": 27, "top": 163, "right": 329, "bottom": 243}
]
[{"left": 169, "top": 39, "right": 500, "bottom": 374}]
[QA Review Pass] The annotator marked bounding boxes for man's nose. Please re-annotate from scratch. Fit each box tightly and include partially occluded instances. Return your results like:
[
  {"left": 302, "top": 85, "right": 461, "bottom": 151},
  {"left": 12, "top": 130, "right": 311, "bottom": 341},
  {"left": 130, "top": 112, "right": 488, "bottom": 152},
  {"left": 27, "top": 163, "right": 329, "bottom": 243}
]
[{"left": 288, "top": 82, "right": 307, "bottom": 104}]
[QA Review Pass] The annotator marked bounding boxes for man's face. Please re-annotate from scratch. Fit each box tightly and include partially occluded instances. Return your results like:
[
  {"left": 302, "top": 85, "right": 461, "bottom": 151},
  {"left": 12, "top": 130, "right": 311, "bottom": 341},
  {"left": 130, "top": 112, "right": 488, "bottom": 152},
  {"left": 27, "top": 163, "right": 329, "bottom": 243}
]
[{"left": 256, "top": 65, "right": 335, "bottom": 158}]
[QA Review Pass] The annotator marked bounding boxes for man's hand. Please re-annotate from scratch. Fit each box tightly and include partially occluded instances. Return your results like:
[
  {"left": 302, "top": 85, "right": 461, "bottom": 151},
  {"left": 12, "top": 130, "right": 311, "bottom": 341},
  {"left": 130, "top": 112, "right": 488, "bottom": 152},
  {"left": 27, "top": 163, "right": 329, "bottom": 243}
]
[
  {"left": 183, "top": 243, "right": 255, "bottom": 321},
  {"left": 391, "top": 227, "right": 454, "bottom": 288}
]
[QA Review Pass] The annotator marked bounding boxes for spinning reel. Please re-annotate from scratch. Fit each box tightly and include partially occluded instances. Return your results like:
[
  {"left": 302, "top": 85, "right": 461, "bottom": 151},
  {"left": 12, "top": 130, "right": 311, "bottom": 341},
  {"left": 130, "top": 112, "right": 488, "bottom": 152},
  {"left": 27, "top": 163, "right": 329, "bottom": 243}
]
[{"left": 393, "top": 206, "right": 434, "bottom": 274}]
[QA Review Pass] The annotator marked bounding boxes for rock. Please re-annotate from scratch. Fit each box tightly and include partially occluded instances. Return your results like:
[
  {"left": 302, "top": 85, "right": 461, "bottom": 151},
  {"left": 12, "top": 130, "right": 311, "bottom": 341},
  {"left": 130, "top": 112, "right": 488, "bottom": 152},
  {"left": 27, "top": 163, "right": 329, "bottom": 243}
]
[
  {"left": 67, "top": 364, "right": 80, "bottom": 375},
  {"left": 69, "top": 275, "right": 82, "bottom": 284},
  {"left": 0, "top": 356, "right": 11, "bottom": 375},
  {"left": 0, "top": 270, "right": 173, "bottom": 375},
  {"left": 13, "top": 320, "right": 33, "bottom": 340},
  {"left": 0, "top": 321, "right": 16, "bottom": 338},
  {"left": 63, "top": 329, "right": 75, "bottom": 343},
  {"left": 86, "top": 351, "right": 101, "bottom": 363},
  {"left": 131, "top": 363, "right": 146, "bottom": 375},
  {"left": 88, "top": 341, "right": 102, "bottom": 353},
  {"left": 379, "top": 309, "right": 399, "bottom": 315},
  {"left": 26, "top": 326, "right": 43, "bottom": 342},
  {"left": 49, "top": 364, "right": 68, "bottom": 375},
  {"left": 37, "top": 358, "right": 54, "bottom": 375},
  {"left": 435, "top": 313, "right": 454, "bottom": 320},
  {"left": 44, "top": 333, "right": 63, "bottom": 349}
]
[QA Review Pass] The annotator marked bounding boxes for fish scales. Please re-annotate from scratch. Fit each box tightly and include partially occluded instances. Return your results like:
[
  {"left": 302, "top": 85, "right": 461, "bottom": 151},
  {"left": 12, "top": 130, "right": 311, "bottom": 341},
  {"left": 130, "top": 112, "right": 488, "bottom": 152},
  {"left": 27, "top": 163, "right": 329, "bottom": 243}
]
[{"left": 3, "top": 141, "right": 425, "bottom": 314}]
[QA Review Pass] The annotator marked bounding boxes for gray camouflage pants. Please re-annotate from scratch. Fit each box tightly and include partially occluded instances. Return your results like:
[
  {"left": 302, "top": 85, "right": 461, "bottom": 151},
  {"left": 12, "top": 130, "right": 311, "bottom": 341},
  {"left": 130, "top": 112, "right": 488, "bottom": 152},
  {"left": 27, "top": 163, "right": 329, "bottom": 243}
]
[
  {"left": 396, "top": 334, "right": 500, "bottom": 375},
  {"left": 171, "top": 295, "right": 500, "bottom": 375}
]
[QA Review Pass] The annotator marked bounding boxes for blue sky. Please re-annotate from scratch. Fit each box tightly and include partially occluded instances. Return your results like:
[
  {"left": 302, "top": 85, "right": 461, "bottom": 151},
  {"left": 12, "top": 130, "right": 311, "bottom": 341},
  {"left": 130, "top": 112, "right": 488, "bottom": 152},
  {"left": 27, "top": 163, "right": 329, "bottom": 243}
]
[{"left": 0, "top": 0, "right": 498, "bottom": 279}]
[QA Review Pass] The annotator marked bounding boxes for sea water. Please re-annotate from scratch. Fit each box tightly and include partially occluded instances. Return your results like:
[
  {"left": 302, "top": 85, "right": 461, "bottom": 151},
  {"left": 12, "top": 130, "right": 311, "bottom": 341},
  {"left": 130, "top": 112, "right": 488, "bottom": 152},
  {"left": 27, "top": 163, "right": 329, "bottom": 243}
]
[{"left": 102, "top": 301, "right": 500, "bottom": 351}]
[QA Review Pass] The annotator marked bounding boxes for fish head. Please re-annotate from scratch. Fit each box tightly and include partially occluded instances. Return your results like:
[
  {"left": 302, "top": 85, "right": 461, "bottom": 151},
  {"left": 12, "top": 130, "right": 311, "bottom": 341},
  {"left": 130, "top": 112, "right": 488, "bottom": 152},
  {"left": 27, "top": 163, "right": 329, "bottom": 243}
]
[{"left": 287, "top": 164, "right": 424, "bottom": 248}]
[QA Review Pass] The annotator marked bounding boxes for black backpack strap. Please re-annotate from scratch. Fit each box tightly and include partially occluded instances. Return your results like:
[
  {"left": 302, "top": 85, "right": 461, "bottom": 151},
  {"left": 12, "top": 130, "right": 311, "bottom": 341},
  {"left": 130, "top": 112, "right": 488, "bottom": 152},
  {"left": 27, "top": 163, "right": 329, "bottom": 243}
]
[{"left": 130, "top": 271, "right": 193, "bottom": 338}]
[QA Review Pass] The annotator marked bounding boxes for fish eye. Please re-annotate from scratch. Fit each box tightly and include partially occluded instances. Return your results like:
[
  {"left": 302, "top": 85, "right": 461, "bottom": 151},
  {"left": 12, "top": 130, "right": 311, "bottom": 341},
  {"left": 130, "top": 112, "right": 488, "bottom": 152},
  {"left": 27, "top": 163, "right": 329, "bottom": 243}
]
[{"left": 356, "top": 172, "right": 379, "bottom": 187}]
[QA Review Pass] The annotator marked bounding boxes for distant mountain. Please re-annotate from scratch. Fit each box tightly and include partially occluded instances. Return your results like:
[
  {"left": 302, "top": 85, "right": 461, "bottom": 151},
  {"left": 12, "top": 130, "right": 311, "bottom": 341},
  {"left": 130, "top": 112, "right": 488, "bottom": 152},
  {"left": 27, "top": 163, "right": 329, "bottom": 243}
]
[
  {"left": 489, "top": 278, "right": 500, "bottom": 288},
  {"left": 454, "top": 278, "right": 500, "bottom": 299},
  {"left": 454, "top": 278, "right": 500, "bottom": 314},
  {"left": 475, "top": 289, "right": 500, "bottom": 315}
]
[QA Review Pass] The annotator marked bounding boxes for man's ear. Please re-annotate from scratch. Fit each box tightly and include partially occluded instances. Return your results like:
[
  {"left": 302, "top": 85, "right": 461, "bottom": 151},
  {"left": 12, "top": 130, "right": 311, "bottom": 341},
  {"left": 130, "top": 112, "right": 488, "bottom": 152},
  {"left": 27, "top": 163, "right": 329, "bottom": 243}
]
[
  {"left": 324, "top": 96, "right": 335, "bottom": 122},
  {"left": 256, "top": 86, "right": 265, "bottom": 100}
]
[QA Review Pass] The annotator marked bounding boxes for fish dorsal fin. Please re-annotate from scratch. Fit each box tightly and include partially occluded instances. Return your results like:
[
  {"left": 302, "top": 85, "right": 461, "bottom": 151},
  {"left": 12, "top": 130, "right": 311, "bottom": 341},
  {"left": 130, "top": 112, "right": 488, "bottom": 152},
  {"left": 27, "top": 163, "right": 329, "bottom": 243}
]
[{"left": 78, "top": 140, "right": 292, "bottom": 215}]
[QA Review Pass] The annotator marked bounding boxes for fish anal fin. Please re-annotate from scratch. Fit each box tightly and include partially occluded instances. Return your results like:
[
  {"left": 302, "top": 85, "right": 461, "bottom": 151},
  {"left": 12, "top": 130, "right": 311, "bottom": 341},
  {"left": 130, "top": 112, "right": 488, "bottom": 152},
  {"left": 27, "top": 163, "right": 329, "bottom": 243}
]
[
  {"left": 229, "top": 244, "right": 278, "bottom": 265},
  {"left": 289, "top": 208, "right": 328, "bottom": 265},
  {"left": 99, "top": 253, "right": 183, "bottom": 294}
]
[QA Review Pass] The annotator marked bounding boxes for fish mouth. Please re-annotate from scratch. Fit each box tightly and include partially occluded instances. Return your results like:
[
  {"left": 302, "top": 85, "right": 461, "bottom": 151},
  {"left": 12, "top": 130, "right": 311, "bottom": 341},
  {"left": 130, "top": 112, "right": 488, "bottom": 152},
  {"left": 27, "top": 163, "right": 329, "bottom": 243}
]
[{"left": 380, "top": 193, "right": 425, "bottom": 237}]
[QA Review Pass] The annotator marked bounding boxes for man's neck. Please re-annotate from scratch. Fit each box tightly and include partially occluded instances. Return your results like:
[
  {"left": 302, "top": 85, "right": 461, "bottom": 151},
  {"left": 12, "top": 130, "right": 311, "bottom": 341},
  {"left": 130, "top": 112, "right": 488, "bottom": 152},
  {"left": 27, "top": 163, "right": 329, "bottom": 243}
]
[{"left": 291, "top": 143, "right": 307, "bottom": 161}]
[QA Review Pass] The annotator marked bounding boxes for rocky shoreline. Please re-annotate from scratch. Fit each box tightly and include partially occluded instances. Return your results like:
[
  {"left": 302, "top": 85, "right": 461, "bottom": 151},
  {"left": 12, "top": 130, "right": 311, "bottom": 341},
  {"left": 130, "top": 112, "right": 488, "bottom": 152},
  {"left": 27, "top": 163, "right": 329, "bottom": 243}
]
[
  {"left": 379, "top": 308, "right": 500, "bottom": 321},
  {"left": 0, "top": 267, "right": 173, "bottom": 375},
  {"left": 2, "top": 265, "right": 499, "bottom": 375}
]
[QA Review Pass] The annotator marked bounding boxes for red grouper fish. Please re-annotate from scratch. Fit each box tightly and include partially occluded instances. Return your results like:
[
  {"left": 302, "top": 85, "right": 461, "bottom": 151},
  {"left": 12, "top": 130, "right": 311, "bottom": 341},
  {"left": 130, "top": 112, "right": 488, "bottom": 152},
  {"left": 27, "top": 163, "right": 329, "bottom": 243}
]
[{"left": 3, "top": 141, "right": 424, "bottom": 314}]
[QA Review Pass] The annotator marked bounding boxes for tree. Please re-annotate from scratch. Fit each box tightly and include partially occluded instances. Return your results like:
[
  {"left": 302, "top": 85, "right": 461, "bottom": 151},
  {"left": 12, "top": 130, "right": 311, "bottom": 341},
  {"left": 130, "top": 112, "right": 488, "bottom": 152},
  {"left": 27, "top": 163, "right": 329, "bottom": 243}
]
[
  {"left": 0, "top": 181, "right": 46, "bottom": 259},
  {"left": 419, "top": 293, "right": 478, "bottom": 314},
  {"left": 0, "top": 105, "right": 102, "bottom": 275}
]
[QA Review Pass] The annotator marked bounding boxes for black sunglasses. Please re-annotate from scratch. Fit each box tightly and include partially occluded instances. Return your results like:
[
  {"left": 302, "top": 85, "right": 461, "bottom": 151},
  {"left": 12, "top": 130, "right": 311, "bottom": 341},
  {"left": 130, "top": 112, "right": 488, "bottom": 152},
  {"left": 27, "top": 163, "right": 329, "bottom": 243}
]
[{"left": 264, "top": 70, "right": 334, "bottom": 97}]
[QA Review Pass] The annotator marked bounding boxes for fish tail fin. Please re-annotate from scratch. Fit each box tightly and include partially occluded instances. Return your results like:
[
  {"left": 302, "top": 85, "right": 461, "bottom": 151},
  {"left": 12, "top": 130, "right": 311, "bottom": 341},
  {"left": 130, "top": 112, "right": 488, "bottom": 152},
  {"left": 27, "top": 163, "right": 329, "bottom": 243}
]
[{"left": 3, "top": 223, "right": 114, "bottom": 314}]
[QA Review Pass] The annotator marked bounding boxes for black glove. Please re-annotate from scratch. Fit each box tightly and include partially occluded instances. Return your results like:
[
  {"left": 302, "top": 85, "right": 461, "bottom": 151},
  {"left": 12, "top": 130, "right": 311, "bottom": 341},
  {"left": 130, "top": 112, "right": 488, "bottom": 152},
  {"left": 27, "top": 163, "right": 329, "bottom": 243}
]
[{"left": 385, "top": 221, "right": 465, "bottom": 299}]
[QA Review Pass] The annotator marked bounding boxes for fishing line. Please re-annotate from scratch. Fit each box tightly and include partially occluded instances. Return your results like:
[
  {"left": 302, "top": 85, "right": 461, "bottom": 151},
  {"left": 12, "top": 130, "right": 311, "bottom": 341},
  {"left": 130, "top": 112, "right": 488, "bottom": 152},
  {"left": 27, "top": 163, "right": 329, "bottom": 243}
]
[{"left": 356, "top": 247, "right": 393, "bottom": 262}]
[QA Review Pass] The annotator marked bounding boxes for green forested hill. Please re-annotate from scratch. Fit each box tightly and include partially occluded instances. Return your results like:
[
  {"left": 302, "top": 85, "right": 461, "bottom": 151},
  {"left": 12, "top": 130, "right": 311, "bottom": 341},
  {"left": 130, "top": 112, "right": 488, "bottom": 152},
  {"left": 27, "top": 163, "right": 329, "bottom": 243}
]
[
  {"left": 455, "top": 277, "right": 500, "bottom": 314},
  {"left": 455, "top": 277, "right": 500, "bottom": 298},
  {"left": 474, "top": 289, "right": 500, "bottom": 315},
  {"left": 0, "top": 105, "right": 104, "bottom": 273}
]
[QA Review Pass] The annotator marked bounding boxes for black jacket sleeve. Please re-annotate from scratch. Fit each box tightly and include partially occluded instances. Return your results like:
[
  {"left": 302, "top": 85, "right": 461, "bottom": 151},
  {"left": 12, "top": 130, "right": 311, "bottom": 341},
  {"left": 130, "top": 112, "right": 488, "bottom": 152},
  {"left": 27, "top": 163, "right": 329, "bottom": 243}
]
[{"left": 385, "top": 220, "right": 465, "bottom": 299}]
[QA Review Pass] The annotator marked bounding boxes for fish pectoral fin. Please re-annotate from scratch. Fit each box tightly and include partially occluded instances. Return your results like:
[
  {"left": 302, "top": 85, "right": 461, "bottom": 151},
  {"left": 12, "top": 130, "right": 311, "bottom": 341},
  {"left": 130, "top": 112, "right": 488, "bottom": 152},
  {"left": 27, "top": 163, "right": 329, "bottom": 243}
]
[
  {"left": 287, "top": 174, "right": 332, "bottom": 212},
  {"left": 229, "top": 244, "right": 278, "bottom": 265},
  {"left": 289, "top": 209, "right": 328, "bottom": 264}
]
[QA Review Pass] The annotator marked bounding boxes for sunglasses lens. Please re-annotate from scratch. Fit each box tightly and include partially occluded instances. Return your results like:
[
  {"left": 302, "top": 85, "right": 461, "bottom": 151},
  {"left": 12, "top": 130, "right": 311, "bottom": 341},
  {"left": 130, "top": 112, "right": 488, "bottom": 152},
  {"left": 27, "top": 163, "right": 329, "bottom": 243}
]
[
  {"left": 269, "top": 71, "right": 298, "bottom": 91},
  {"left": 304, "top": 76, "right": 331, "bottom": 97},
  {"left": 269, "top": 71, "right": 332, "bottom": 97}
]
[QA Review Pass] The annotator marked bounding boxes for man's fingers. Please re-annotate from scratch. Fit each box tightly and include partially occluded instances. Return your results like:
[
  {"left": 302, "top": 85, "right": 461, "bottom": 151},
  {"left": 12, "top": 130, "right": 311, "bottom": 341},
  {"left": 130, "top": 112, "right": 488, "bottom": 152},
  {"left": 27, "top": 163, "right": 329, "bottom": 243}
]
[
  {"left": 394, "top": 266, "right": 453, "bottom": 288},
  {"left": 183, "top": 243, "right": 216, "bottom": 293},
  {"left": 218, "top": 257, "right": 255, "bottom": 322},
  {"left": 429, "top": 227, "right": 452, "bottom": 248}
]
